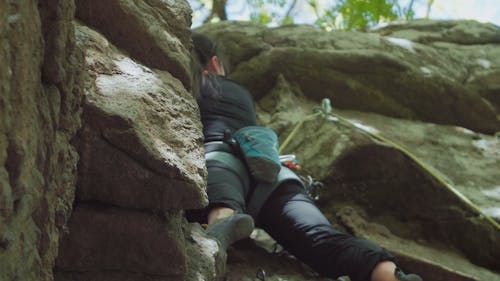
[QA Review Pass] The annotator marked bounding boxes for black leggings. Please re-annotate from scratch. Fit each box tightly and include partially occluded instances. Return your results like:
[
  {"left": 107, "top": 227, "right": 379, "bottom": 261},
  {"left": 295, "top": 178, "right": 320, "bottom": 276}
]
[
  {"left": 186, "top": 164, "right": 395, "bottom": 281},
  {"left": 257, "top": 181, "right": 395, "bottom": 281}
]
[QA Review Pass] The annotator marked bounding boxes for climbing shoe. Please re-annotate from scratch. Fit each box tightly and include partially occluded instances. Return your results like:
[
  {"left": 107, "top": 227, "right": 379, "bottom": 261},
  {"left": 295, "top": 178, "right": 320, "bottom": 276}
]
[
  {"left": 206, "top": 214, "right": 255, "bottom": 251},
  {"left": 395, "top": 267, "right": 423, "bottom": 281}
]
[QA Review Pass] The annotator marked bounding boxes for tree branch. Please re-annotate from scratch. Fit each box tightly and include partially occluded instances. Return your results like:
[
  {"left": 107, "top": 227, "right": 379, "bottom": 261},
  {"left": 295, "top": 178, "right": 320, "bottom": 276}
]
[
  {"left": 426, "top": 0, "right": 434, "bottom": 19},
  {"left": 203, "top": 0, "right": 228, "bottom": 23},
  {"left": 283, "top": 0, "right": 298, "bottom": 21}
]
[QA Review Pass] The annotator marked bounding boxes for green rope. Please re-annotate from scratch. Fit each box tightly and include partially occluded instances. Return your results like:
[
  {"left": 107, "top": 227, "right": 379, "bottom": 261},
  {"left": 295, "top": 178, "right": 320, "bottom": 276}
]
[{"left": 279, "top": 98, "right": 500, "bottom": 230}]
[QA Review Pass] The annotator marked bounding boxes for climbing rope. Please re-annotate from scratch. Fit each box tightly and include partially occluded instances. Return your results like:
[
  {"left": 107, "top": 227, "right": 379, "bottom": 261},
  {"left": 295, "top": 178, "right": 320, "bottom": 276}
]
[
  {"left": 279, "top": 112, "right": 322, "bottom": 155},
  {"left": 279, "top": 98, "right": 332, "bottom": 154},
  {"left": 278, "top": 98, "right": 500, "bottom": 231}
]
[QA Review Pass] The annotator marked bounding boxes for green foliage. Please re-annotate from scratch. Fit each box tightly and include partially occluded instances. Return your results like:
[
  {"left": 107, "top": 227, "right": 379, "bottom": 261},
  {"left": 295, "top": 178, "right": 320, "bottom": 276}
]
[
  {"left": 191, "top": 0, "right": 425, "bottom": 31},
  {"left": 334, "top": 0, "right": 400, "bottom": 31},
  {"left": 250, "top": 11, "right": 273, "bottom": 24},
  {"left": 248, "top": 0, "right": 293, "bottom": 25},
  {"left": 308, "top": 0, "right": 409, "bottom": 31}
]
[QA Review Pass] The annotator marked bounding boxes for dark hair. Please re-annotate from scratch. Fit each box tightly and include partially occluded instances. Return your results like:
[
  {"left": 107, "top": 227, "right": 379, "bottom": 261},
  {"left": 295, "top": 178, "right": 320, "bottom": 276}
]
[
  {"left": 192, "top": 33, "right": 219, "bottom": 67},
  {"left": 191, "top": 33, "right": 221, "bottom": 99}
]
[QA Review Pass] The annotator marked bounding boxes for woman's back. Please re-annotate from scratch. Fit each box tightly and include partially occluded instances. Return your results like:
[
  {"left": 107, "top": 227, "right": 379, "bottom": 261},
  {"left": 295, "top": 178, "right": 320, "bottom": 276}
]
[{"left": 198, "top": 76, "right": 256, "bottom": 142}]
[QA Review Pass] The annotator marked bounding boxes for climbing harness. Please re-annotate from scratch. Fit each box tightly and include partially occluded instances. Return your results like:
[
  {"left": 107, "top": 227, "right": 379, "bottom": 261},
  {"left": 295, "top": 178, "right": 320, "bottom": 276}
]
[{"left": 278, "top": 97, "right": 500, "bottom": 231}]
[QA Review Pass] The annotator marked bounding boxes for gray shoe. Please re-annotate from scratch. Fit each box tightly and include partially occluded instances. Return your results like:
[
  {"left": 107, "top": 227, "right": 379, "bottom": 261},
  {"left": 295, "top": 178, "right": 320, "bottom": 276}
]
[
  {"left": 395, "top": 267, "right": 423, "bottom": 281},
  {"left": 206, "top": 214, "right": 255, "bottom": 251}
]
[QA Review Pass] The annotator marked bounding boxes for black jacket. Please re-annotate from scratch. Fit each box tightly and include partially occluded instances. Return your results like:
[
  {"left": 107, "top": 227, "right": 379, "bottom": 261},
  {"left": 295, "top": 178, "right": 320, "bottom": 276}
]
[{"left": 198, "top": 76, "right": 256, "bottom": 142}]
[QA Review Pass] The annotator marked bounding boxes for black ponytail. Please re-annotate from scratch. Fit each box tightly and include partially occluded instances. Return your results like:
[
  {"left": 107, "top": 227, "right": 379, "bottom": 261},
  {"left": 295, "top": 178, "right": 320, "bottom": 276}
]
[
  {"left": 192, "top": 33, "right": 218, "bottom": 67},
  {"left": 191, "top": 33, "right": 221, "bottom": 99}
]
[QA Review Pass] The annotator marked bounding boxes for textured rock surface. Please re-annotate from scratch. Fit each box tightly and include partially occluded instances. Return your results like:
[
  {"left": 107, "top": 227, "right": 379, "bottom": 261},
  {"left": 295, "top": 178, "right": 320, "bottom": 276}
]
[
  {"left": 75, "top": 0, "right": 193, "bottom": 89},
  {"left": 185, "top": 223, "right": 227, "bottom": 281},
  {"left": 374, "top": 20, "right": 500, "bottom": 114},
  {"left": 56, "top": 205, "right": 186, "bottom": 278},
  {"left": 57, "top": 221, "right": 226, "bottom": 281},
  {"left": 331, "top": 110, "right": 500, "bottom": 223},
  {"left": 197, "top": 21, "right": 500, "bottom": 134},
  {"left": 54, "top": 20, "right": 210, "bottom": 281},
  {"left": 73, "top": 25, "right": 206, "bottom": 211},
  {"left": 0, "top": 1, "right": 83, "bottom": 281},
  {"left": 251, "top": 74, "right": 500, "bottom": 278},
  {"left": 373, "top": 20, "right": 500, "bottom": 45}
]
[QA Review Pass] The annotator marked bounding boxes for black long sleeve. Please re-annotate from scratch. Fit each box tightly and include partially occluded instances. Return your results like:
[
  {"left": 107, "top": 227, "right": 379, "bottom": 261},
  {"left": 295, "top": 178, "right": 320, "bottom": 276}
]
[{"left": 198, "top": 76, "right": 256, "bottom": 142}]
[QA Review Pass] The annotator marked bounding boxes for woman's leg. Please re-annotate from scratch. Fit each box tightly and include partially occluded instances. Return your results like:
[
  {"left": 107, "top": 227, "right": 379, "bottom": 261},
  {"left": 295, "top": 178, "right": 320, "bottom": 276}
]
[
  {"left": 208, "top": 206, "right": 235, "bottom": 224},
  {"left": 257, "top": 181, "right": 397, "bottom": 281},
  {"left": 186, "top": 164, "right": 247, "bottom": 223},
  {"left": 187, "top": 163, "right": 254, "bottom": 251}
]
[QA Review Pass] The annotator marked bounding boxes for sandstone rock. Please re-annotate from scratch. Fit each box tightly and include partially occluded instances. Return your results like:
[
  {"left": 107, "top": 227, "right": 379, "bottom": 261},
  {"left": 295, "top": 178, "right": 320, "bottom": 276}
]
[
  {"left": 0, "top": 1, "right": 83, "bottom": 281},
  {"left": 75, "top": 0, "right": 193, "bottom": 89},
  {"left": 55, "top": 272, "right": 177, "bottom": 281},
  {"left": 324, "top": 144, "right": 499, "bottom": 268},
  {"left": 197, "top": 21, "right": 500, "bottom": 134},
  {"left": 334, "top": 206, "right": 500, "bottom": 281},
  {"left": 331, "top": 110, "right": 500, "bottom": 223},
  {"left": 223, "top": 226, "right": 499, "bottom": 281},
  {"left": 225, "top": 237, "right": 333, "bottom": 281},
  {"left": 255, "top": 76, "right": 500, "bottom": 273},
  {"left": 56, "top": 204, "right": 185, "bottom": 278},
  {"left": 185, "top": 223, "right": 227, "bottom": 281},
  {"left": 39, "top": 0, "right": 76, "bottom": 84},
  {"left": 74, "top": 24, "right": 207, "bottom": 211},
  {"left": 373, "top": 19, "right": 500, "bottom": 45},
  {"left": 374, "top": 20, "right": 500, "bottom": 114}
]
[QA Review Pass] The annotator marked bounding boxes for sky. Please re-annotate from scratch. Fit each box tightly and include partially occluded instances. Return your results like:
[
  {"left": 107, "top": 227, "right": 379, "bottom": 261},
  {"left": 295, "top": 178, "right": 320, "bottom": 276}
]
[
  {"left": 416, "top": 0, "right": 500, "bottom": 25},
  {"left": 189, "top": 0, "right": 500, "bottom": 28}
]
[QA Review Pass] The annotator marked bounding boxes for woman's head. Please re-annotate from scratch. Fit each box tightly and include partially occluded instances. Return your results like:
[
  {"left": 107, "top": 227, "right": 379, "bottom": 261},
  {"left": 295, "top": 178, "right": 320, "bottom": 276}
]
[
  {"left": 191, "top": 33, "right": 225, "bottom": 99},
  {"left": 192, "top": 33, "right": 225, "bottom": 76}
]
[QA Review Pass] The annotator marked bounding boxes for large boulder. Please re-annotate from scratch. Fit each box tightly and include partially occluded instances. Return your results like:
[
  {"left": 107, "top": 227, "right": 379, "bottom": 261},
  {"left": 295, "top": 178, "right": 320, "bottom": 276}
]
[
  {"left": 374, "top": 20, "right": 500, "bottom": 115},
  {"left": 57, "top": 220, "right": 226, "bottom": 281},
  {"left": 75, "top": 0, "right": 193, "bottom": 89},
  {"left": 185, "top": 223, "right": 227, "bottom": 281},
  {"left": 74, "top": 24, "right": 207, "bottom": 211},
  {"left": 0, "top": 1, "right": 83, "bottom": 280},
  {"left": 254, "top": 75, "right": 500, "bottom": 278},
  {"left": 56, "top": 205, "right": 186, "bottom": 279},
  {"left": 193, "top": 21, "right": 500, "bottom": 280},
  {"left": 192, "top": 72, "right": 500, "bottom": 281},
  {"left": 55, "top": 21, "right": 214, "bottom": 281},
  {"left": 372, "top": 20, "right": 500, "bottom": 44},
  {"left": 197, "top": 21, "right": 500, "bottom": 134}
]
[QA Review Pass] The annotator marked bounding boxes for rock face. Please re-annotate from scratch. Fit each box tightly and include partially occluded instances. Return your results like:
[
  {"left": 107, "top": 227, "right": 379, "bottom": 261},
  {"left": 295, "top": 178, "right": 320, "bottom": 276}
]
[
  {"left": 73, "top": 24, "right": 206, "bottom": 211},
  {"left": 374, "top": 20, "right": 500, "bottom": 116},
  {"left": 197, "top": 22, "right": 500, "bottom": 280},
  {"left": 2, "top": 1, "right": 222, "bottom": 281},
  {"left": 75, "top": 0, "right": 193, "bottom": 90},
  {"left": 0, "top": 1, "right": 83, "bottom": 281},
  {"left": 2, "top": 0, "right": 500, "bottom": 280},
  {"left": 250, "top": 79, "right": 500, "bottom": 280},
  {"left": 55, "top": 11, "right": 215, "bottom": 281}
]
